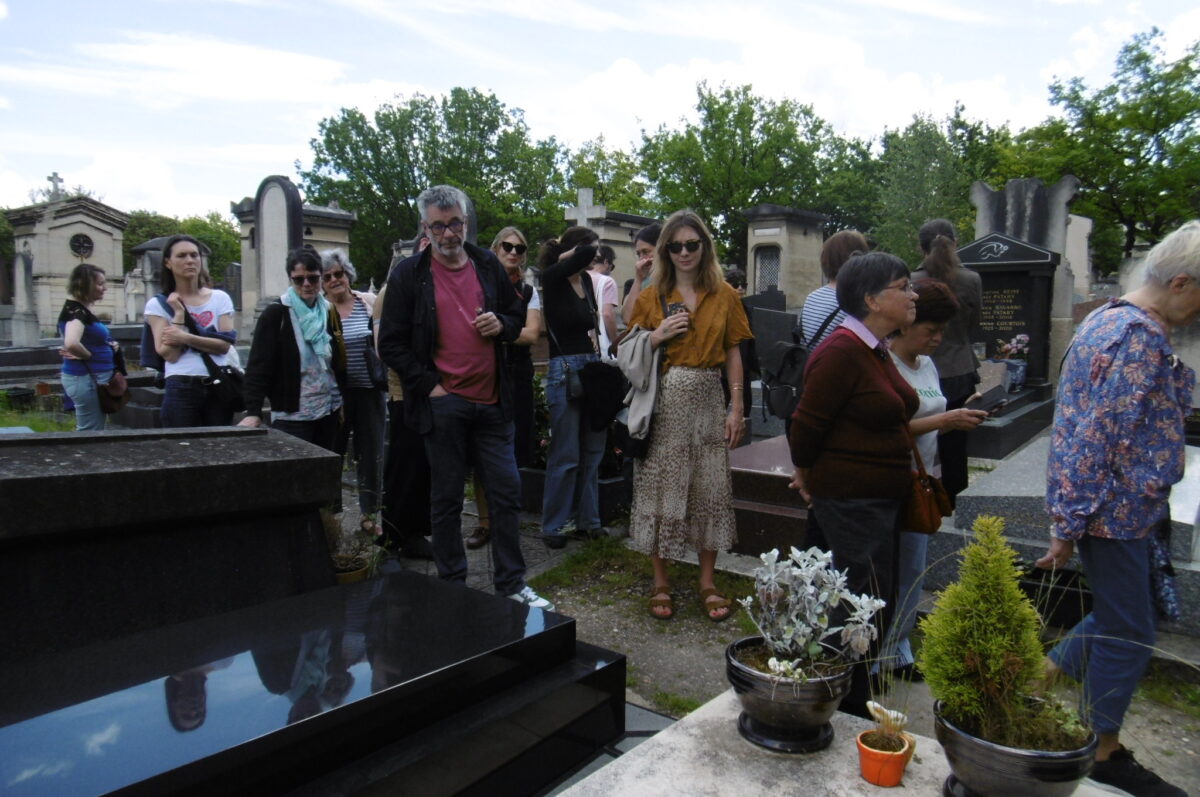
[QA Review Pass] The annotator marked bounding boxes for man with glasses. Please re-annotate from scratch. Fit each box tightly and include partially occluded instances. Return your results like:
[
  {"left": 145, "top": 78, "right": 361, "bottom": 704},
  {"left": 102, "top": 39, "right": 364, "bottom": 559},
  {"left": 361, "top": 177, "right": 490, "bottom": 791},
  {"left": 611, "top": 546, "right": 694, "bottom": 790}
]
[{"left": 378, "top": 185, "right": 554, "bottom": 611}]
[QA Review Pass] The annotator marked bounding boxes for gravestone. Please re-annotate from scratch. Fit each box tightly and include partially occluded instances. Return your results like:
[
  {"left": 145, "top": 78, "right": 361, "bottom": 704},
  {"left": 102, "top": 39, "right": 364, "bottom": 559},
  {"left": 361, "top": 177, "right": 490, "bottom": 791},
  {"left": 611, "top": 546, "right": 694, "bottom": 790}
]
[
  {"left": 254, "top": 176, "right": 305, "bottom": 319},
  {"left": 970, "top": 177, "right": 1080, "bottom": 386},
  {"left": 0, "top": 427, "right": 339, "bottom": 660},
  {"left": 958, "top": 233, "right": 1059, "bottom": 387}
]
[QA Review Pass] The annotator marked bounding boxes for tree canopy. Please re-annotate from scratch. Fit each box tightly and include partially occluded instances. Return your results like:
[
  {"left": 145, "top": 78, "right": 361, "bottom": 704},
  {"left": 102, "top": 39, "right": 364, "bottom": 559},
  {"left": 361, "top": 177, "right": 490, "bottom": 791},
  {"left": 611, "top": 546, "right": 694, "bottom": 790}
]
[
  {"left": 299, "top": 87, "right": 568, "bottom": 282},
  {"left": 1002, "top": 29, "right": 1200, "bottom": 271},
  {"left": 122, "top": 209, "right": 241, "bottom": 285}
]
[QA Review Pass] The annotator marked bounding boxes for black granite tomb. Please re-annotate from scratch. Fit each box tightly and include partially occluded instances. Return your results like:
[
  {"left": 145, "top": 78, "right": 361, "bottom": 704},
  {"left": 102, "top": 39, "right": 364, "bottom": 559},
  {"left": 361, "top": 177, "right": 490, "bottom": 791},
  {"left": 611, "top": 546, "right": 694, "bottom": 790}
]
[
  {"left": 0, "top": 571, "right": 624, "bottom": 795},
  {"left": 729, "top": 435, "right": 808, "bottom": 556}
]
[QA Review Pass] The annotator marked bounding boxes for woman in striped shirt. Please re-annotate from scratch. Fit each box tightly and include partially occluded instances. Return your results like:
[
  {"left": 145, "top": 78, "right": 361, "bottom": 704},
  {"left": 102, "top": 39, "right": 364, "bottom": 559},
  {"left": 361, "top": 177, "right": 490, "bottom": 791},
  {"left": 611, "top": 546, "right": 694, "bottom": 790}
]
[{"left": 323, "top": 249, "right": 385, "bottom": 539}]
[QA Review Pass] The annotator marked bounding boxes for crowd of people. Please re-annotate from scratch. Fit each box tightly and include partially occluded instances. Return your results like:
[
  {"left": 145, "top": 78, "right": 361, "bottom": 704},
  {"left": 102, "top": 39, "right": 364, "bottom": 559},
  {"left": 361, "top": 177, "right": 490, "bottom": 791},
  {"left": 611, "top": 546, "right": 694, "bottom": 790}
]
[{"left": 57, "top": 184, "right": 1197, "bottom": 796}]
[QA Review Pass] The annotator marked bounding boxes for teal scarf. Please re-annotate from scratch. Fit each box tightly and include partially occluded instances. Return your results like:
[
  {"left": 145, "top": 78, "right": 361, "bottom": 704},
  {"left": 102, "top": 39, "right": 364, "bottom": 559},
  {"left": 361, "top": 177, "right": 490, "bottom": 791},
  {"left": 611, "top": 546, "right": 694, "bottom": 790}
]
[{"left": 286, "top": 287, "right": 332, "bottom": 359}]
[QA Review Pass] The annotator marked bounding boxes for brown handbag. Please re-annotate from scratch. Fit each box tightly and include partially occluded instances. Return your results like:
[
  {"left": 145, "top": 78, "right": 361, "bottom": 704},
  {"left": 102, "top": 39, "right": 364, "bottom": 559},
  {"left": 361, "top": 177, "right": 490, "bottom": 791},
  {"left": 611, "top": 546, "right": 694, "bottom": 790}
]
[
  {"left": 86, "top": 357, "right": 130, "bottom": 415},
  {"left": 903, "top": 427, "right": 952, "bottom": 534}
]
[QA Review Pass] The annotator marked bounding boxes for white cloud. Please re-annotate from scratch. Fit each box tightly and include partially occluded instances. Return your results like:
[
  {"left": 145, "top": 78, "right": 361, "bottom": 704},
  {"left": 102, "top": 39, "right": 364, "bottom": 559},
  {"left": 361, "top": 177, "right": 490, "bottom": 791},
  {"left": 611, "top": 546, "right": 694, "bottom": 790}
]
[
  {"left": 7, "top": 761, "right": 71, "bottom": 786},
  {"left": 83, "top": 722, "right": 120, "bottom": 756},
  {"left": 0, "top": 2, "right": 7, "bottom": 21}
]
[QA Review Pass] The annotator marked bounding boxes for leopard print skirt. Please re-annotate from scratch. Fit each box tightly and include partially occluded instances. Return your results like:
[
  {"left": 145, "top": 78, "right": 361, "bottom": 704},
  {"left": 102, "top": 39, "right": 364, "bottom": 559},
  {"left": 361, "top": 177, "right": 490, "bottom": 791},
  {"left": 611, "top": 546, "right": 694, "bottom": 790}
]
[{"left": 629, "top": 366, "right": 737, "bottom": 559}]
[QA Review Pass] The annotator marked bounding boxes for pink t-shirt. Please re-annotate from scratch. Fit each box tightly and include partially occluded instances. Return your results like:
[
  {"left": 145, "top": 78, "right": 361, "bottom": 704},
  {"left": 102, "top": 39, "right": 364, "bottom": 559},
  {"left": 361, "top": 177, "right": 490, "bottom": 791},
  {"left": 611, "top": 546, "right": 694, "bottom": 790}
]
[{"left": 431, "top": 257, "right": 497, "bottom": 403}]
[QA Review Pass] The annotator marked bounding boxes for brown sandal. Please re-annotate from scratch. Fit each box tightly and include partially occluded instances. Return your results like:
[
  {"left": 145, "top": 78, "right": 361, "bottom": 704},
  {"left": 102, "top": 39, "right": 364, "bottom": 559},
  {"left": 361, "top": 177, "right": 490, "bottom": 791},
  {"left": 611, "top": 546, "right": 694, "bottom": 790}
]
[
  {"left": 700, "top": 587, "right": 733, "bottom": 623},
  {"left": 648, "top": 587, "right": 673, "bottom": 620}
]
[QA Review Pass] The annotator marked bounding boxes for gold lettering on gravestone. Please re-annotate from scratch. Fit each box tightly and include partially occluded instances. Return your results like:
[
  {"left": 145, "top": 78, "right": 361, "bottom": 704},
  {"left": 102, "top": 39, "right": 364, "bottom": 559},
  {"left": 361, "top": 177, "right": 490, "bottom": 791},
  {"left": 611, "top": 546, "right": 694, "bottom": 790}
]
[{"left": 979, "top": 287, "right": 1022, "bottom": 333}]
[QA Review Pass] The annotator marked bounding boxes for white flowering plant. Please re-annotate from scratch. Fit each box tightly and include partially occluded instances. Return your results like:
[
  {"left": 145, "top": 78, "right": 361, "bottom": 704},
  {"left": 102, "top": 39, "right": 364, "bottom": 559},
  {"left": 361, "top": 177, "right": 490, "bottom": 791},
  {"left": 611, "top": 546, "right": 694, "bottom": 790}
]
[{"left": 739, "top": 547, "right": 886, "bottom": 680}]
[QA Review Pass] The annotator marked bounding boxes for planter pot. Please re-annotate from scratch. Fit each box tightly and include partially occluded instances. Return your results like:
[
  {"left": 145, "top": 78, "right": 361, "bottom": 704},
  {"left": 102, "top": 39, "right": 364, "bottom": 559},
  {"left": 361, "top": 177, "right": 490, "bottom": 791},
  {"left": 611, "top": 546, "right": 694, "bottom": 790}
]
[
  {"left": 725, "top": 636, "right": 852, "bottom": 753},
  {"left": 1004, "top": 359, "right": 1027, "bottom": 392},
  {"left": 1019, "top": 567, "right": 1092, "bottom": 630},
  {"left": 934, "top": 701, "right": 1097, "bottom": 797},
  {"left": 334, "top": 565, "right": 369, "bottom": 584},
  {"left": 856, "top": 730, "right": 912, "bottom": 787}
]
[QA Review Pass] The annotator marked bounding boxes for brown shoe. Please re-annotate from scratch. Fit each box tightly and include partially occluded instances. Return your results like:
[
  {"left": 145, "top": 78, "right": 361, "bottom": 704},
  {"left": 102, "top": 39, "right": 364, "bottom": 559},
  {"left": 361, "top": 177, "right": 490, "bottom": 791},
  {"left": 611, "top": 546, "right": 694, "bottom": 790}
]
[{"left": 465, "top": 526, "right": 490, "bottom": 549}]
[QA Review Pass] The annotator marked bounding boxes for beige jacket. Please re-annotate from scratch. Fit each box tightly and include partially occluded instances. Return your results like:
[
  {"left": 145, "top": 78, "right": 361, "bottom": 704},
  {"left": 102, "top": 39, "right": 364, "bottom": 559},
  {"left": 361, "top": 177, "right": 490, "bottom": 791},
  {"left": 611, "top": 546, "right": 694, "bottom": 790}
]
[{"left": 617, "top": 325, "right": 662, "bottom": 440}]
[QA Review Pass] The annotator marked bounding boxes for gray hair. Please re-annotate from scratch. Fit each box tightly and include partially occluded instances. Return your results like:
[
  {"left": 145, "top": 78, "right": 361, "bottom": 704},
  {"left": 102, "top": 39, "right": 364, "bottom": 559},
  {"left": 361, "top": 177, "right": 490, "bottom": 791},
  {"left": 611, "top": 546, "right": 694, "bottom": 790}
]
[
  {"left": 836, "top": 252, "right": 911, "bottom": 320},
  {"left": 1143, "top": 220, "right": 1200, "bottom": 285},
  {"left": 416, "top": 185, "right": 469, "bottom": 222},
  {"left": 320, "top": 249, "right": 356, "bottom": 282}
]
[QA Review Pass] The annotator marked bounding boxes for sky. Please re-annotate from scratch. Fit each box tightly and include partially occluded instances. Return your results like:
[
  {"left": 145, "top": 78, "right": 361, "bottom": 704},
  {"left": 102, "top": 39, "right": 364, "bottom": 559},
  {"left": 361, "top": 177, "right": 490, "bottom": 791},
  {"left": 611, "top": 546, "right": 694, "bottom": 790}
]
[{"left": 1, "top": 0, "right": 1198, "bottom": 221}]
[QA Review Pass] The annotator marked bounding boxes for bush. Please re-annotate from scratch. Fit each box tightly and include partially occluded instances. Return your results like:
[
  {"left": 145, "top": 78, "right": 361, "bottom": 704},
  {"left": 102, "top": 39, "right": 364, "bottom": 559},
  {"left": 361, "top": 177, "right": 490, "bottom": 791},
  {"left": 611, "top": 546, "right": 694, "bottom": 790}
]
[{"left": 918, "top": 515, "right": 1087, "bottom": 750}]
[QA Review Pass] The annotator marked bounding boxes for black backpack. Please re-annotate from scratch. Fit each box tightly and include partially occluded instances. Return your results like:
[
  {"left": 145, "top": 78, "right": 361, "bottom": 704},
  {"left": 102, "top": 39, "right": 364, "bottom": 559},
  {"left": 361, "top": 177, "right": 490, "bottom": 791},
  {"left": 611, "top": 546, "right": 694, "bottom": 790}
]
[{"left": 760, "top": 307, "right": 839, "bottom": 421}]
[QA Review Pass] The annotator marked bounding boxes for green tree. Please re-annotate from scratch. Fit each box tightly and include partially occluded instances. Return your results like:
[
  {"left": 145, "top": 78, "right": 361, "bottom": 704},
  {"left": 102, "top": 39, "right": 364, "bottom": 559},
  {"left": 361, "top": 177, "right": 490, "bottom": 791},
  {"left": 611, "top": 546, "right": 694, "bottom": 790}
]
[
  {"left": 813, "top": 134, "right": 882, "bottom": 235},
  {"left": 639, "top": 82, "right": 830, "bottom": 264},
  {"left": 180, "top": 212, "right": 241, "bottom": 285},
  {"left": 122, "top": 210, "right": 179, "bottom": 272},
  {"left": 874, "top": 115, "right": 977, "bottom": 266},
  {"left": 565, "top": 136, "right": 654, "bottom": 217},
  {"left": 1004, "top": 29, "right": 1200, "bottom": 271},
  {"left": 300, "top": 88, "right": 568, "bottom": 282}
]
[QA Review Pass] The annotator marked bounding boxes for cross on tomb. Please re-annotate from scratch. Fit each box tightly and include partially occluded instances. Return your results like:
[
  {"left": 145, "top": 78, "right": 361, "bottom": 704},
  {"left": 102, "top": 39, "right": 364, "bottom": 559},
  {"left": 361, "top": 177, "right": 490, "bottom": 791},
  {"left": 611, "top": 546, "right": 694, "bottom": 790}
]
[{"left": 46, "top": 171, "right": 64, "bottom": 200}]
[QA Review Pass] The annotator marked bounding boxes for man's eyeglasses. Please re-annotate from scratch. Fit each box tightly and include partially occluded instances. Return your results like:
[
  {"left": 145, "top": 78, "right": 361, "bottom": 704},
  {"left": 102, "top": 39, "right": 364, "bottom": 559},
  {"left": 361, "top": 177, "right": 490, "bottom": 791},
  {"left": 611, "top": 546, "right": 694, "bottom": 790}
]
[
  {"left": 426, "top": 219, "right": 465, "bottom": 237},
  {"left": 666, "top": 239, "right": 703, "bottom": 255},
  {"left": 500, "top": 241, "right": 527, "bottom": 255},
  {"left": 291, "top": 274, "right": 322, "bottom": 286},
  {"left": 322, "top": 270, "right": 346, "bottom": 282}
]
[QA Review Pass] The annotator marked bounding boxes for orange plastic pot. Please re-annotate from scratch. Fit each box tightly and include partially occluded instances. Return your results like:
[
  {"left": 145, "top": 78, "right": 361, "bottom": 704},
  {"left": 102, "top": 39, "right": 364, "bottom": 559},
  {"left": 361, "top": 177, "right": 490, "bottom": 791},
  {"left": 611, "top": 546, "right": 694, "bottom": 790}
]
[{"left": 856, "top": 729, "right": 911, "bottom": 787}]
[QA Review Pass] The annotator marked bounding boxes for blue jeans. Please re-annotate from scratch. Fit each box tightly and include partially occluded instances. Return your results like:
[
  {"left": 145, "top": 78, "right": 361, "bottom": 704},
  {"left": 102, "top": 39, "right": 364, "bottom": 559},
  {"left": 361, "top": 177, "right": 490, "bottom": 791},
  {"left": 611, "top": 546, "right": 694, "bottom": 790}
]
[
  {"left": 334, "top": 387, "right": 385, "bottom": 515},
  {"left": 878, "top": 531, "right": 929, "bottom": 670},
  {"left": 424, "top": 393, "right": 527, "bottom": 595},
  {"left": 62, "top": 370, "right": 111, "bottom": 431},
  {"left": 542, "top": 354, "right": 607, "bottom": 538},
  {"left": 1048, "top": 534, "right": 1155, "bottom": 734},
  {"left": 161, "top": 376, "right": 234, "bottom": 427}
]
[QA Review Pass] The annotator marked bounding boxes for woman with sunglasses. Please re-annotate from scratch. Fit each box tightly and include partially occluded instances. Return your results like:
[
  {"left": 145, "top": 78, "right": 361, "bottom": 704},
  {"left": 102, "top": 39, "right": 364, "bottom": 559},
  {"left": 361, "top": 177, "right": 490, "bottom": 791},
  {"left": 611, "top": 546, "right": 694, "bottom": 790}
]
[
  {"left": 143, "top": 235, "right": 237, "bottom": 427},
  {"left": 627, "top": 210, "right": 752, "bottom": 623},
  {"left": 321, "top": 249, "right": 385, "bottom": 539},
  {"left": 788, "top": 251, "right": 920, "bottom": 719},
  {"left": 463, "top": 228, "right": 541, "bottom": 550},
  {"left": 239, "top": 247, "right": 346, "bottom": 456},
  {"left": 537, "top": 225, "right": 605, "bottom": 549}
]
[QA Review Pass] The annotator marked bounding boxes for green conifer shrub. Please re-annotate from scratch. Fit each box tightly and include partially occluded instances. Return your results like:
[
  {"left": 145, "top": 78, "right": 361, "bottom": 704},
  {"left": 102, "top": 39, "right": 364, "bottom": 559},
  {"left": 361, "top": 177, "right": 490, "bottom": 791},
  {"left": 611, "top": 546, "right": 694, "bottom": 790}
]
[{"left": 918, "top": 515, "right": 1087, "bottom": 750}]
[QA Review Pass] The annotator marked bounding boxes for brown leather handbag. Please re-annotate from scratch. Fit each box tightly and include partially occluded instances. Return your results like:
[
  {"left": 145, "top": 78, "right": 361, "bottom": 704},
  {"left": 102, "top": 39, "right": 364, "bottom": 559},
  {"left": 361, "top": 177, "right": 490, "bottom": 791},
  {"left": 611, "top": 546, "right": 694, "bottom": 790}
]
[{"left": 903, "top": 427, "right": 952, "bottom": 534}]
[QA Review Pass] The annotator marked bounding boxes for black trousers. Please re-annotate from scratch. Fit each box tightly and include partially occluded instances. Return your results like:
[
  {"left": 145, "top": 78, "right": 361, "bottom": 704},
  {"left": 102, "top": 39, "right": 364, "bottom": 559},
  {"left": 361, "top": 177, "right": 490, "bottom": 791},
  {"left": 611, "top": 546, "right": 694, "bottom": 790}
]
[
  {"left": 810, "top": 496, "right": 902, "bottom": 717},
  {"left": 380, "top": 400, "right": 432, "bottom": 545}
]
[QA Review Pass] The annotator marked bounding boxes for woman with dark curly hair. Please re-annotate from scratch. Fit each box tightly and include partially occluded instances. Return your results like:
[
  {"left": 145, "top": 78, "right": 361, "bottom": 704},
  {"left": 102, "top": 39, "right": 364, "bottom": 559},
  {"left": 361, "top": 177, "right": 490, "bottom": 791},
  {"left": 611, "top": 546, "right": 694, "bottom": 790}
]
[{"left": 912, "top": 219, "right": 981, "bottom": 504}]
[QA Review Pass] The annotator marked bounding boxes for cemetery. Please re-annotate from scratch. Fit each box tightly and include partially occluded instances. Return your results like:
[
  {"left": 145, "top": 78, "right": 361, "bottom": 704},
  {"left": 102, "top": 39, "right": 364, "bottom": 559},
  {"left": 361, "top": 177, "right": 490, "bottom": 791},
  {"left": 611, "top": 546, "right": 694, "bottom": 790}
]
[{"left": 0, "top": 167, "right": 1197, "bottom": 796}]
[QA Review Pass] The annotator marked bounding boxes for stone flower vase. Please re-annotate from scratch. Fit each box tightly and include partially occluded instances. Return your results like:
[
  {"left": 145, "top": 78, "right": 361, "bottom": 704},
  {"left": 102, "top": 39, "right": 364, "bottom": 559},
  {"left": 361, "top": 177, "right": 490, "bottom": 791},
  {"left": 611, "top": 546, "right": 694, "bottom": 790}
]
[
  {"left": 725, "top": 636, "right": 852, "bottom": 753},
  {"left": 934, "top": 701, "right": 1097, "bottom": 797}
]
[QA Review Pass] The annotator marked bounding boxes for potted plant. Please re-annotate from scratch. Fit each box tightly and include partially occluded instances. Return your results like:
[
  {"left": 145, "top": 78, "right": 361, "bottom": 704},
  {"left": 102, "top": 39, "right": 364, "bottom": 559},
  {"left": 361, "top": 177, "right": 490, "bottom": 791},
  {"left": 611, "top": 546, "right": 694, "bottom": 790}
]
[
  {"left": 727, "top": 547, "right": 885, "bottom": 753},
  {"left": 918, "top": 515, "right": 1096, "bottom": 796},
  {"left": 856, "top": 701, "right": 915, "bottom": 787},
  {"left": 994, "top": 334, "right": 1030, "bottom": 391}
]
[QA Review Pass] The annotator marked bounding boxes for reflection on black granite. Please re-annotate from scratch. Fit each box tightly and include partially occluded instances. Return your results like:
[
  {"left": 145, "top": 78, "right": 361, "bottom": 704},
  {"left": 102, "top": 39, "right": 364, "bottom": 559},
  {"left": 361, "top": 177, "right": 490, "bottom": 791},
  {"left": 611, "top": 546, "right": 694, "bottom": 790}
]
[{"left": 0, "top": 571, "right": 570, "bottom": 796}]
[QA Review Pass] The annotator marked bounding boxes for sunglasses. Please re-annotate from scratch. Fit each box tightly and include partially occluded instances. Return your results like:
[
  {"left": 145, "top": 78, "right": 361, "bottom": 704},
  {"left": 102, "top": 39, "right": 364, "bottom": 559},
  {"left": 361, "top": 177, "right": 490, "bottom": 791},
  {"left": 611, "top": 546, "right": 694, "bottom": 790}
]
[
  {"left": 666, "top": 239, "right": 703, "bottom": 255},
  {"left": 291, "top": 274, "right": 322, "bottom": 286},
  {"left": 500, "top": 241, "right": 527, "bottom": 255},
  {"left": 321, "top": 270, "right": 346, "bottom": 282}
]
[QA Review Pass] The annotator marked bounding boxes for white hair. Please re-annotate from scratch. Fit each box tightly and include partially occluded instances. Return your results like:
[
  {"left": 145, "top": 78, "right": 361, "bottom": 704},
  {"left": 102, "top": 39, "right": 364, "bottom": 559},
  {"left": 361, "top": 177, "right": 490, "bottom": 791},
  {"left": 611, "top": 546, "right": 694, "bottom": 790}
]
[{"left": 1143, "top": 220, "right": 1200, "bottom": 285}]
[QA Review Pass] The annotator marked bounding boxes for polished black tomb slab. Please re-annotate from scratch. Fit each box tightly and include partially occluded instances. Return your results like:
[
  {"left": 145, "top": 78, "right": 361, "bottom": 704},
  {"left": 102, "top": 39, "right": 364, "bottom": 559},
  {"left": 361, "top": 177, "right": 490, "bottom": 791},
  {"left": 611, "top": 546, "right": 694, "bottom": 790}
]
[{"left": 0, "top": 570, "right": 619, "bottom": 796}]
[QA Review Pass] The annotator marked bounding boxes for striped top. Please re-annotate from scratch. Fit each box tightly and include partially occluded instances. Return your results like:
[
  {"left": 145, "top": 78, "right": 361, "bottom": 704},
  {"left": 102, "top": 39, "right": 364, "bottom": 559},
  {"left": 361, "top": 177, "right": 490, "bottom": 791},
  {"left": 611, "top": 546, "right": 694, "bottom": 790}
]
[
  {"left": 341, "top": 298, "right": 375, "bottom": 388},
  {"left": 798, "top": 284, "right": 845, "bottom": 348}
]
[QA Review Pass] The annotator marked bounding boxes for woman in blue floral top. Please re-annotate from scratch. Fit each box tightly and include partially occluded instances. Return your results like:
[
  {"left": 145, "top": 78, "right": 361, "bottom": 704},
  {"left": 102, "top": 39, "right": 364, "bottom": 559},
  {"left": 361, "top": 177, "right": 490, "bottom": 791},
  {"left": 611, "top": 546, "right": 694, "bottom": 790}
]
[{"left": 1038, "top": 220, "right": 1200, "bottom": 797}]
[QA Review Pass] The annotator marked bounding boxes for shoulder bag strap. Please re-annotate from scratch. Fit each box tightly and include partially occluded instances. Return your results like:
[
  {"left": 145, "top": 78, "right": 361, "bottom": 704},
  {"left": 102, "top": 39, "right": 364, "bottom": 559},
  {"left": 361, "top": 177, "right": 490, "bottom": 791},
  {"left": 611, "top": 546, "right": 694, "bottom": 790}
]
[
  {"left": 809, "top": 305, "right": 841, "bottom": 347},
  {"left": 178, "top": 304, "right": 223, "bottom": 381}
]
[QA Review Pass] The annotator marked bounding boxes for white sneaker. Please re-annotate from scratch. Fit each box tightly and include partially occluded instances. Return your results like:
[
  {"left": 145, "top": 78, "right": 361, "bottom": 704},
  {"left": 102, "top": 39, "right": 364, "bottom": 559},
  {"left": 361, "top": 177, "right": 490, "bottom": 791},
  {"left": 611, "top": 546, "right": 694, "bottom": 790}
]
[{"left": 507, "top": 586, "right": 555, "bottom": 612}]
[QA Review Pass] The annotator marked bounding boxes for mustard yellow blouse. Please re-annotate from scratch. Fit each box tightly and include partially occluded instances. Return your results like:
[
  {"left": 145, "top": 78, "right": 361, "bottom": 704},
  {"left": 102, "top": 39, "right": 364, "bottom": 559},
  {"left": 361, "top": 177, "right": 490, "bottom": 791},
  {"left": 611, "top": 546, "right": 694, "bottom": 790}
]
[{"left": 630, "top": 281, "right": 753, "bottom": 370}]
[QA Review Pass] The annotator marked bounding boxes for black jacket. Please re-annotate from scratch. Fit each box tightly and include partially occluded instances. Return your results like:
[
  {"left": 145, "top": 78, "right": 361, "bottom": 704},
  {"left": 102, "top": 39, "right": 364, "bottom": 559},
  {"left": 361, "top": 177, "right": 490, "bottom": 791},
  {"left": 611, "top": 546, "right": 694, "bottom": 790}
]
[
  {"left": 377, "top": 243, "right": 523, "bottom": 434},
  {"left": 243, "top": 300, "right": 346, "bottom": 418}
]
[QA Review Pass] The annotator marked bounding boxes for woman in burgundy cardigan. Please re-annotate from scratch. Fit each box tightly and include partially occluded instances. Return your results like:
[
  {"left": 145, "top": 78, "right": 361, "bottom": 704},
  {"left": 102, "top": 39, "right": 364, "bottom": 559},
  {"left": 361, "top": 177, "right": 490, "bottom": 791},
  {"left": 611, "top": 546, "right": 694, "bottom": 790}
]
[{"left": 788, "top": 251, "right": 919, "bottom": 719}]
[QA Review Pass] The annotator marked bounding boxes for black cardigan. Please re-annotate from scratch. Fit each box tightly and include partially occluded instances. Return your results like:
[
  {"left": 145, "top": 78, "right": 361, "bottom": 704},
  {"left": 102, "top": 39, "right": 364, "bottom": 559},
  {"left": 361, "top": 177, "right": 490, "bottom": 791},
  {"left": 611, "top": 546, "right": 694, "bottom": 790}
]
[{"left": 243, "top": 300, "right": 346, "bottom": 418}]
